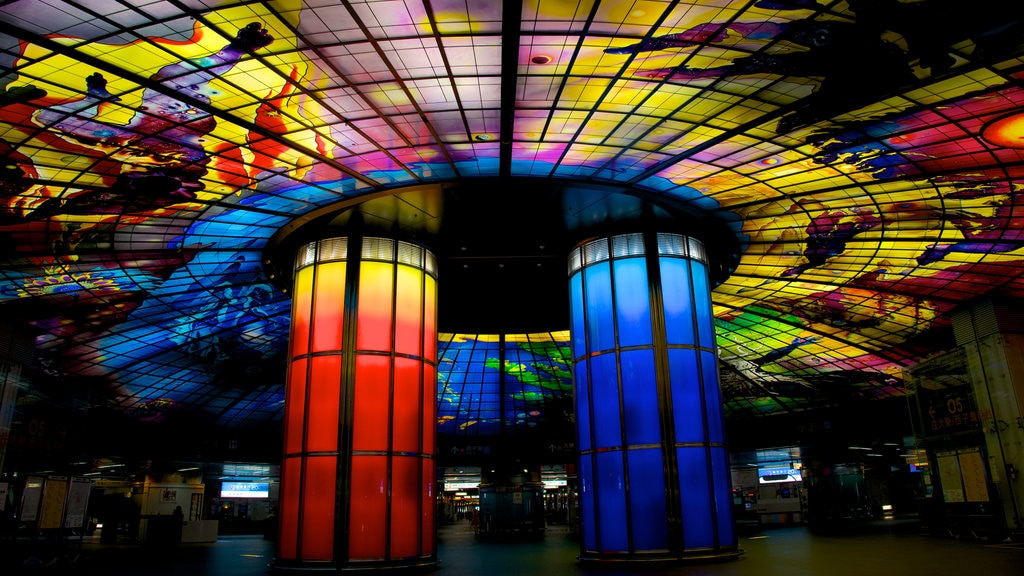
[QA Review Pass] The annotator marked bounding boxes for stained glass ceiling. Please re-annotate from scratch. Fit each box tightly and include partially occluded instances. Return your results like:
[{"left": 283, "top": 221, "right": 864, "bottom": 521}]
[{"left": 1, "top": 0, "right": 1024, "bottom": 437}]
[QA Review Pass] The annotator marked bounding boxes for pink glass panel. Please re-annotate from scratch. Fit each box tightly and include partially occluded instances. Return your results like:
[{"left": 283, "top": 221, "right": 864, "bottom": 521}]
[{"left": 394, "top": 266, "right": 422, "bottom": 356}]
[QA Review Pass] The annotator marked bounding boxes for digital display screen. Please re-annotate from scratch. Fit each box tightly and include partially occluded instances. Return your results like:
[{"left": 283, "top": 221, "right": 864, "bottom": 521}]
[{"left": 220, "top": 482, "right": 270, "bottom": 499}]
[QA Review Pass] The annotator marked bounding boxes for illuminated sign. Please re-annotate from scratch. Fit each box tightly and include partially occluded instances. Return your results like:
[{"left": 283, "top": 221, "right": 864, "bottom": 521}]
[
  {"left": 220, "top": 482, "right": 269, "bottom": 498},
  {"left": 758, "top": 468, "right": 802, "bottom": 484}
]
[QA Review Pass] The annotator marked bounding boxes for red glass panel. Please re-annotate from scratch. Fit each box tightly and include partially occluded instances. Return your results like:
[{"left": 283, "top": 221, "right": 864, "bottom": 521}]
[
  {"left": 284, "top": 358, "right": 307, "bottom": 455},
  {"left": 422, "top": 276, "right": 437, "bottom": 361},
  {"left": 394, "top": 266, "right": 422, "bottom": 356},
  {"left": 290, "top": 267, "right": 314, "bottom": 356},
  {"left": 301, "top": 455, "right": 337, "bottom": 561},
  {"left": 311, "top": 261, "right": 346, "bottom": 353},
  {"left": 421, "top": 458, "right": 435, "bottom": 555},
  {"left": 422, "top": 364, "right": 436, "bottom": 455},
  {"left": 306, "top": 355, "right": 341, "bottom": 452},
  {"left": 392, "top": 357, "right": 420, "bottom": 453},
  {"left": 352, "top": 354, "right": 390, "bottom": 451},
  {"left": 277, "top": 456, "right": 301, "bottom": 560},
  {"left": 349, "top": 456, "right": 387, "bottom": 560},
  {"left": 390, "top": 456, "right": 418, "bottom": 558},
  {"left": 356, "top": 262, "right": 394, "bottom": 351}
]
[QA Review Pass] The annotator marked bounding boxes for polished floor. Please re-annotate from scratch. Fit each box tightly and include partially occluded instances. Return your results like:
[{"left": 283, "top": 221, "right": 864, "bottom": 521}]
[{"left": 7, "top": 521, "right": 1024, "bottom": 575}]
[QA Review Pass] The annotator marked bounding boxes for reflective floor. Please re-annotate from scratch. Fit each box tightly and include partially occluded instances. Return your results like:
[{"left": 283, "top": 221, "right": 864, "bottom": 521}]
[{"left": 7, "top": 521, "right": 1024, "bottom": 575}]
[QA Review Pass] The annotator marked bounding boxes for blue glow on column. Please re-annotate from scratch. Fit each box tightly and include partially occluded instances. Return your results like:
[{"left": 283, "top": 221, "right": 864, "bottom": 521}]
[{"left": 569, "top": 232, "right": 737, "bottom": 562}]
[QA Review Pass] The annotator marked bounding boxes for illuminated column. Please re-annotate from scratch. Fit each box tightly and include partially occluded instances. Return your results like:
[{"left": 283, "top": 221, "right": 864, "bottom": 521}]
[
  {"left": 275, "top": 236, "right": 438, "bottom": 572},
  {"left": 568, "top": 232, "right": 738, "bottom": 563}
]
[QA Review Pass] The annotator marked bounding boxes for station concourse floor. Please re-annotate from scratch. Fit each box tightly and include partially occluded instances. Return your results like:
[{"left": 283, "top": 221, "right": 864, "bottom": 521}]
[{"left": 15, "top": 521, "right": 1024, "bottom": 575}]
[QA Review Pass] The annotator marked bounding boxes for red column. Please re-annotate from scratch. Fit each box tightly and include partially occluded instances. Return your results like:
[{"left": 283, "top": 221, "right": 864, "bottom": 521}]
[{"left": 275, "top": 236, "right": 438, "bottom": 571}]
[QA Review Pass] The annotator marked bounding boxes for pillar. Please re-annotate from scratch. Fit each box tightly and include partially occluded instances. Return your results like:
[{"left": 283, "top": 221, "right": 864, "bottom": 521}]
[
  {"left": 274, "top": 236, "right": 438, "bottom": 571},
  {"left": 568, "top": 231, "right": 738, "bottom": 563}
]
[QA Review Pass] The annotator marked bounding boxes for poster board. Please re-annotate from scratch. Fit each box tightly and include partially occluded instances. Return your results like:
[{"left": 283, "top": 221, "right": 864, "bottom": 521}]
[
  {"left": 64, "top": 477, "right": 91, "bottom": 529},
  {"left": 19, "top": 475, "right": 44, "bottom": 522},
  {"left": 38, "top": 476, "right": 68, "bottom": 529},
  {"left": 958, "top": 449, "right": 989, "bottom": 503},
  {"left": 936, "top": 452, "right": 964, "bottom": 503}
]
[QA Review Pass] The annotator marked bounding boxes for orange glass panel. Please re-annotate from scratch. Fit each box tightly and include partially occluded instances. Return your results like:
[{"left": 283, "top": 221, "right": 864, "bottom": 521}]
[
  {"left": 284, "top": 358, "right": 308, "bottom": 455},
  {"left": 352, "top": 354, "right": 390, "bottom": 451},
  {"left": 306, "top": 355, "right": 341, "bottom": 452},
  {"left": 301, "top": 455, "right": 337, "bottom": 560},
  {"left": 277, "top": 456, "right": 302, "bottom": 560},
  {"left": 356, "top": 261, "right": 394, "bottom": 351},
  {"left": 421, "top": 458, "right": 435, "bottom": 555},
  {"left": 290, "top": 266, "right": 314, "bottom": 356},
  {"left": 422, "top": 364, "right": 436, "bottom": 455},
  {"left": 394, "top": 266, "right": 422, "bottom": 356},
  {"left": 390, "top": 456, "right": 418, "bottom": 558},
  {"left": 349, "top": 455, "right": 387, "bottom": 560},
  {"left": 311, "top": 261, "right": 346, "bottom": 353},
  {"left": 422, "top": 276, "right": 437, "bottom": 361},
  {"left": 392, "top": 357, "right": 420, "bottom": 453}
]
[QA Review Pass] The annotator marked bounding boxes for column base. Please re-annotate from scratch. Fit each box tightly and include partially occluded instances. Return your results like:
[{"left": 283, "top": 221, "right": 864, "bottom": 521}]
[
  {"left": 577, "top": 548, "right": 743, "bottom": 566},
  {"left": 271, "top": 558, "right": 440, "bottom": 573}
]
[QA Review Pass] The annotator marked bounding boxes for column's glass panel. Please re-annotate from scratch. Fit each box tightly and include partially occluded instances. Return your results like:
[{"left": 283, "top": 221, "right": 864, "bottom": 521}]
[
  {"left": 284, "top": 358, "right": 307, "bottom": 455},
  {"left": 677, "top": 448, "right": 713, "bottom": 549},
  {"left": 570, "top": 272, "right": 586, "bottom": 358},
  {"left": 660, "top": 258, "right": 694, "bottom": 346},
  {"left": 423, "top": 276, "right": 437, "bottom": 360},
  {"left": 627, "top": 447, "right": 669, "bottom": 550},
  {"left": 307, "top": 355, "right": 341, "bottom": 452},
  {"left": 596, "top": 451, "right": 628, "bottom": 552},
  {"left": 580, "top": 454, "right": 597, "bottom": 551},
  {"left": 584, "top": 261, "right": 614, "bottom": 352},
  {"left": 702, "top": 350, "right": 725, "bottom": 444},
  {"left": 712, "top": 447, "right": 734, "bottom": 545},
  {"left": 390, "top": 456, "right": 419, "bottom": 557},
  {"left": 301, "top": 455, "right": 338, "bottom": 560},
  {"left": 422, "top": 363, "right": 436, "bottom": 456},
  {"left": 613, "top": 257, "right": 653, "bottom": 346},
  {"left": 278, "top": 456, "right": 301, "bottom": 559},
  {"left": 291, "top": 266, "right": 314, "bottom": 356},
  {"left": 421, "top": 458, "right": 435, "bottom": 555},
  {"left": 575, "top": 359, "right": 591, "bottom": 451},
  {"left": 691, "top": 260, "right": 713, "bottom": 348},
  {"left": 394, "top": 265, "right": 423, "bottom": 356},
  {"left": 349, "top": 455, "right": 387, "bottom": 559},
  {"left": 352, "top": 355, "right": 389, "bottom": 451},
  {"left": 669, "top": 348, "right": 705, "bottom": 443},
  {"left": 621, "top": 349, "right": 659, "bottom": 446},
  {"left": 312, "top": 261, "right": 346, "bottom": 352},
  {"left": 356, "top": 261, "right": 394, "bottom": 351},
  {"left": 393, "top": 356, "right": 420, "bottom": 453},
  {"left": 591, "top": 353, "right": 622, "bottom": 450}
]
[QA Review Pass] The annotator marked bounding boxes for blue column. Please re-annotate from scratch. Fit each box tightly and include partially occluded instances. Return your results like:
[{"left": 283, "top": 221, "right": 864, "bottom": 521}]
[{"left": 568, "top": 232, "right": 738, "bottom": 563}]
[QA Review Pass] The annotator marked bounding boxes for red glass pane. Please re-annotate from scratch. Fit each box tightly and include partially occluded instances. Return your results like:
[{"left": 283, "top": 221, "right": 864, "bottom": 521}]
[
  {"left": 306, "top": 355, "right": 341, "bottom": 452},
  {"left": 277, "top": 456, "right": 302, "bottom": 560},
  {"left": 422, "top": 364, "right": 436, "bottom": 454},
  {"left": 390, "top": 456, "right": 418, "bottom": 558},
  {"left": 421, "top": 458, "right": 435, "bottom": 555},
  {"left": 284, "top": 358, "right": 307, "bottom": 455},
  {"left": 290, "top": 267, "right": 314, "bottom": 356},
  {"left": 392, "top": 357, "right": 420, "bottom": 453},
  {"left": 394, "top": 266, "right": 422, "bottom": 356},
  {"left": 311, "top": 262, "right": 346, "bottom": 353},
  {"left": 352, "top": 355, "right": 390, "bottom": 451},
  {"left": 349, "top": 456, "right": 387, "bottom": 560},
  {"left": 356, "top": 262, "right": 393, "bottom": 351},
  {"left": 422, "top": 277, "right": 437, "bottom": 361},
  {"left": 301, "top": 455, "right": 337, "bottom": 560}
]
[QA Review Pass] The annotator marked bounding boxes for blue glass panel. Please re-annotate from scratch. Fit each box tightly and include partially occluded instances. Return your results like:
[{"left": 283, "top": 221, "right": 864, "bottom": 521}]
[
  {"left": 668, "top": 349, "right": 705, "bottom": 443},
  {"left": 591, "top": 353, "right": 622, "bottom": 450},
  {"left": 691, "top": 261, "right": 714, "bottom": 348},
  {"left": 620, "top": 349, "right": 660, "bottom": 446},
  {"left": 575, "top": 360, "right": 592, "bottom": 451},
  {"left": 677, "top": 447, "right": 714, "bottom": 549},
  {"left": 584, "top": 261, "right": 615, "bottom": 353},
  {"left": 596, "top": 451, "right": 628, "bottom": 552},
  {"left": 580, "top": 455, "right": 597, "bottom": 551},
  {"left": 613, "top": 257, "right": 652, "bottom": 347},
  {"left": 660, "top": 258, "right": 695, "bottom": 346},
  {"left": 570, "top": 272, "right": 586, "bottom": 359},
  {"left": 627, "top": 448, "right": 669, "bottom": 550},
  {"left": 711, "top": 447, "right": 735, "bottom": 546},
  {"left": 702, "top": 350, "right": 726, "bottom": 444}
]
